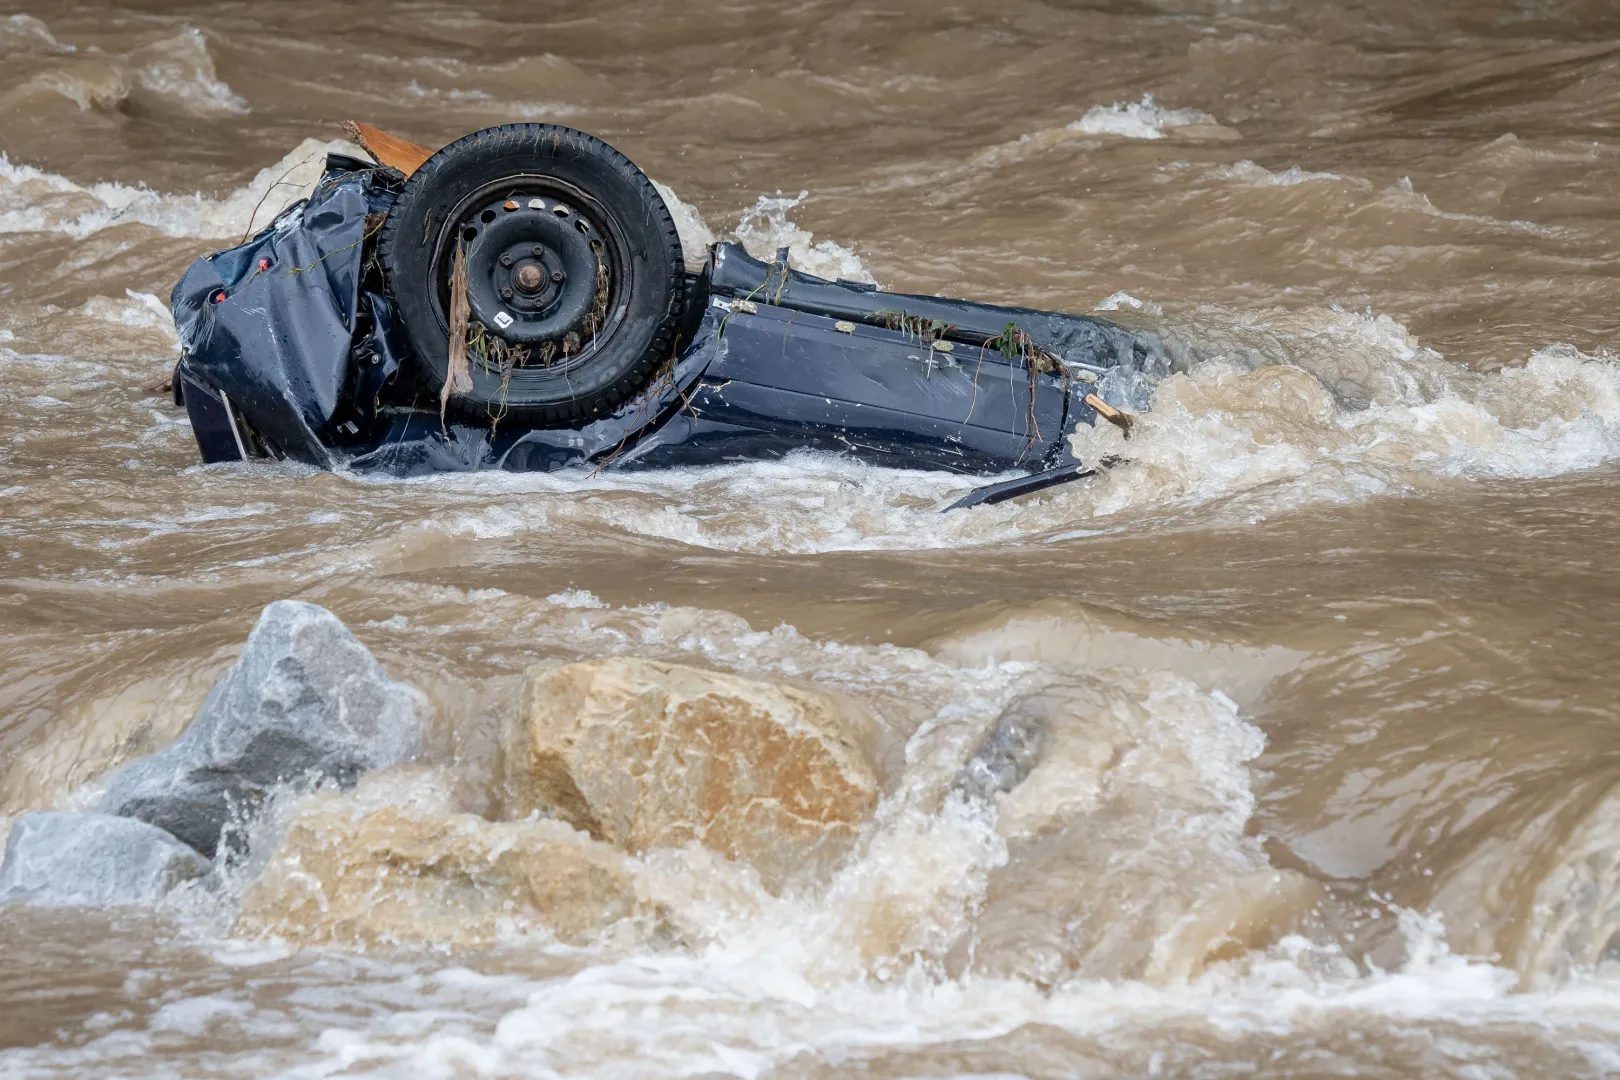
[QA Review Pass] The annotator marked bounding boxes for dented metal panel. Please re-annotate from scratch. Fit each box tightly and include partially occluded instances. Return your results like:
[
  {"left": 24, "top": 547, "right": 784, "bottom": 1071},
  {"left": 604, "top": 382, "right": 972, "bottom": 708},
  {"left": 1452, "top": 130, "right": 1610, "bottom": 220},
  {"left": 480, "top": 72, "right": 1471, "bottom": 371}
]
[
  {"left": 173, "top": 157, "right": 398, "bottom": 466},
  {"left": 691, "top": 300, "right": 1071, "bottom": 470},
  {"left": 707, "top": 242, "right": 1145, "bottom": 376}
]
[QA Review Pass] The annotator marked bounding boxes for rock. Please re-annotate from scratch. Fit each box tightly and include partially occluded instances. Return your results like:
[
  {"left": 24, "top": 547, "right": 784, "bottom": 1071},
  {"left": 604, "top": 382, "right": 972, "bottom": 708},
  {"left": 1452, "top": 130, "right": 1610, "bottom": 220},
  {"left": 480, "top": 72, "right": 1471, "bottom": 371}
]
[
  {"left": 0, "top": 811, "right": 209, "bottom": 906},
  {"left": 100, "top": 601, "right": 428, "bottom": 856},
  {"left": 955, "top": 690, "right": 1054, "bottom": 803},
  {"left": 0, "top": 660, "right": 223, "bottom": 817},
  {"left": 951, "top": 675, "right": 1314, "bottom": 985},
  {"left": 501, "top": 657, "right": 879, "bottom": 892},
  {"left": 238, "top": 770, "right": 666, "bottom": 947}
]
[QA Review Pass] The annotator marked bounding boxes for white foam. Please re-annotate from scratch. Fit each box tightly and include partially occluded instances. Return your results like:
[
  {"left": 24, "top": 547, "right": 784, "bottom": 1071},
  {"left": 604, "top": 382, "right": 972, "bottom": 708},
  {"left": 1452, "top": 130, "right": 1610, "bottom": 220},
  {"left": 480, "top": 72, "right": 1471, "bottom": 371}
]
[
  {"left": 130, "top": 28, "right": 248, "bottom": 116},
  {"left": 1212, "top": 159, "right": 1357, "bottom": 187},
  {"left": 1068, "top": 94, "right": 1215, "bottom": 140},
  {"left": 1095, "top": 290, "right": 1162, "bottom": 314},
  {"left": 732, "top": 190, "right": 875, "bottom": 284},
  {"left": 1060, "top": 313, "right": 1620, "bottom": 525},
  {"left": 4, "top": 24, "right": 245, "bottom": 116},
  {"left": 148, "top": 994, "right": 254, "bottom": 1036},
  {"left": 0, "top": 138, "right": 356, "bottom": 240},
  {"left": 546, "top": 588, "right": 609, "bottom": 609},
  {"left": 321, "top": 322, "right": 1620, "bottom": 559},
  {"left": 338, "top": 454, "right": 997, "bottom": 559},
  {"left": 1, "top": 13, "right": 73, "bottom": 53},
  {"left": 310, "top": 899, "right": 1619, "bottom": 1080},
  {"left": 651, "top": 180, "right": 715, "bottom": 269},
  {"left": 645, "top": 183, "right": 875, "bottom": 280}
]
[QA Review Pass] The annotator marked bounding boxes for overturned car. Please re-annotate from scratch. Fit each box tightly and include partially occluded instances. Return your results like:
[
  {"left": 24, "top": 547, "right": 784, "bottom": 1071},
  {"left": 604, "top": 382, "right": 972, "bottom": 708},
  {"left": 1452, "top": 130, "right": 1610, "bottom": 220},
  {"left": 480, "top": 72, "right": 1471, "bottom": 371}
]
[{"left": 170, "top": 123, "right": 1149, "bottom": 507}]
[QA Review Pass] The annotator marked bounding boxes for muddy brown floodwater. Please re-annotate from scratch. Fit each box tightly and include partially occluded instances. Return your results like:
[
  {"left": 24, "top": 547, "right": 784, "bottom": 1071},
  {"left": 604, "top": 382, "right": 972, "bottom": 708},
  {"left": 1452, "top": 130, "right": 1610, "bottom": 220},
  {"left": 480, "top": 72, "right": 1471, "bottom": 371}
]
[{"left": 3, "top": 1, "right": 1620, "bottom": 1077}]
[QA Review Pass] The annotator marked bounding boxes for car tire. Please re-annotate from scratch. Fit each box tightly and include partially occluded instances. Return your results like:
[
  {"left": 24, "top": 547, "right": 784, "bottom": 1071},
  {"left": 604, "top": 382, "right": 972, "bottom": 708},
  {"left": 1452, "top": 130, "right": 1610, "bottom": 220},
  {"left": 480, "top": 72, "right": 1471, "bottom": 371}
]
[{"left": 377, "top": 124, "right": 687, "bottom": 426}]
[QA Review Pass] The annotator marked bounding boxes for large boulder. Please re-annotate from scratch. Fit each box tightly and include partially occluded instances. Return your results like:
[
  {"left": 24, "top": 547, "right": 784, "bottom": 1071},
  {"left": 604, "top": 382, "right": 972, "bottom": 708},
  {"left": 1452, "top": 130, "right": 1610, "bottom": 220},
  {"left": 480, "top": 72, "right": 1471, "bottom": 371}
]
[
  {"left": 501, "top": 657, "right": 880, "bottom": 892},
  {"left": 100, "top": 601, "right": 428, "bottom": 856},
  {"left": 0, "top": 811, "right": 209, "bottom": 906},
  {"left": 238, "top": 770, "right": 666, "bottom": 947}
]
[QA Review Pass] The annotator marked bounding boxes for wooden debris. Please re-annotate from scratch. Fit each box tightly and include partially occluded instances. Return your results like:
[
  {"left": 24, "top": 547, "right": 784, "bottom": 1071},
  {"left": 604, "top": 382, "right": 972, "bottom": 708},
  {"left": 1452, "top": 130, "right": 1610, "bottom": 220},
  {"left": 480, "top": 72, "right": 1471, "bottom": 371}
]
[
  {"left": 341, "top": 121, "right": 434, "bottom": 177},
  {"left": 1084, "top": 392, "right": 1134, "bottom": 437}
]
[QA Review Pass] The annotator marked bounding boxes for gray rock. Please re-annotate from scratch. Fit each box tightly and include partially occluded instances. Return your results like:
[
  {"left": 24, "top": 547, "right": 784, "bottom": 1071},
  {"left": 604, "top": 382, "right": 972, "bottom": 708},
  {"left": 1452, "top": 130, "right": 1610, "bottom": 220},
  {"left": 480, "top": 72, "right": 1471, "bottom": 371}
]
[
  {"left": 101, "top": 601, "right": 427, "bottom": 856},
  {"left": 0, "top": 812, "right": 209, "bottom": 906},
  {"left": 956, "top": 689, "right": 1054, "bottom": 802}
]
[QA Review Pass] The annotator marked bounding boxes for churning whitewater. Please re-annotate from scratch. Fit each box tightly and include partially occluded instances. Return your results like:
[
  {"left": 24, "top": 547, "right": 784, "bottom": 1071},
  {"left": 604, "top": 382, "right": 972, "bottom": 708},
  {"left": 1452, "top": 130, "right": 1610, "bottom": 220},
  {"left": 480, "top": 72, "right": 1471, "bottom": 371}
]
[{"left": 3, "top": 3, "right": 1620, "bottom": 1078}]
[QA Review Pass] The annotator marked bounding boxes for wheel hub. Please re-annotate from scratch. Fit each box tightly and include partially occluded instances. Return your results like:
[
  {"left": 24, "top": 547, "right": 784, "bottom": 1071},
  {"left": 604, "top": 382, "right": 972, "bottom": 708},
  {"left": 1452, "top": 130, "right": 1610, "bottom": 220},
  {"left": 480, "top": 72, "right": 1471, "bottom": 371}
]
[
  {"left": 515, "top": 263, "right": 545, "bottom": 293},
  {"left": 459, "top": 198, "right": 602, "bottom": 346}
]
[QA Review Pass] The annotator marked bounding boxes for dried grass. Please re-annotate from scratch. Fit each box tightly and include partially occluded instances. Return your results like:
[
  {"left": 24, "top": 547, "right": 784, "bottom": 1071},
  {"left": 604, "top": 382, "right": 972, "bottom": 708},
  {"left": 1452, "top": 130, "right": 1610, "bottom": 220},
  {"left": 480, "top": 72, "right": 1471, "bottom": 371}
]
[{"left": 441, "top": 240, "right": 473, "bottom": 427}]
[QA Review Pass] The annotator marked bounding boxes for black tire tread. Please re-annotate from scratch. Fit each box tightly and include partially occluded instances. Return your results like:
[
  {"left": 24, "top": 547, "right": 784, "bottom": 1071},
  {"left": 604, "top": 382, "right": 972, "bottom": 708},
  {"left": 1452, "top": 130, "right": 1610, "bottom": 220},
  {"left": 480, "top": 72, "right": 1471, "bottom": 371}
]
[{"left": 377, "top": 124, "right": 687, "bottom": 426}]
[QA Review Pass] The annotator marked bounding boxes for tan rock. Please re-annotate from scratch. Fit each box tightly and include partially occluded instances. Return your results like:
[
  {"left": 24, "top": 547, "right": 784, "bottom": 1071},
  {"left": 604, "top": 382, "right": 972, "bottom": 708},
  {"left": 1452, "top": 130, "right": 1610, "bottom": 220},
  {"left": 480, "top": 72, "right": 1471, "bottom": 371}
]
[
  {"left": 501, "top": 657, "right": 880, "bottom": 892},
  {"left": 237, "top": 770, "right": 667, "bottom": 948}
]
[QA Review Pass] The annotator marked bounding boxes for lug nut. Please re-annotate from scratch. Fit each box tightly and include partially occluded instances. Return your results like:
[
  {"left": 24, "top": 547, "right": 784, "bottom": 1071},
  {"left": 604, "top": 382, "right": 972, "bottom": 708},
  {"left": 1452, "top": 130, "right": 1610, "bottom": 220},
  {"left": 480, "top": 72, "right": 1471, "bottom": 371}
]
[
  {"left": 500, "top": 254, "right": 514, "bottom": 268},
  {"left": 531, "top": 246, "right": 544, "bottom": 258},
  {"left": 551, "top": 271, "right": 566, "bottom": 284},
  {"left": 500, "top": 287, "right": 514, "bottom": 300}
]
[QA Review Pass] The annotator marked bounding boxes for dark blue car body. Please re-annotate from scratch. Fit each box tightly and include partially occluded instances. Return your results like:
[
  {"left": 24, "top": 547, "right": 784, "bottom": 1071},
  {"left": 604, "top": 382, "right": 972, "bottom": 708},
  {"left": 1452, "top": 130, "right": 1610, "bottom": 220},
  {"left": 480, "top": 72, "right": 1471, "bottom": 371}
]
[{"left": 173, "top": 155, "right": 1146, "bottom": 498}]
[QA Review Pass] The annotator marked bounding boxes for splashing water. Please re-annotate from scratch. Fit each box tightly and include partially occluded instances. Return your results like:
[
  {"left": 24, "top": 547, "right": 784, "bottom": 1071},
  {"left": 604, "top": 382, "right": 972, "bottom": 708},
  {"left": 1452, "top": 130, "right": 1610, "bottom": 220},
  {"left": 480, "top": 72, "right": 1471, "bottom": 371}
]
[
  {"left": 0, "top": 137, "right": 354, "bottom": 239},
  {"left": 732, "top": 190, "right": 875, "bottom": 283},
  {"left": 1068, "top": 94, "right": 1217, "bottom": 140}
]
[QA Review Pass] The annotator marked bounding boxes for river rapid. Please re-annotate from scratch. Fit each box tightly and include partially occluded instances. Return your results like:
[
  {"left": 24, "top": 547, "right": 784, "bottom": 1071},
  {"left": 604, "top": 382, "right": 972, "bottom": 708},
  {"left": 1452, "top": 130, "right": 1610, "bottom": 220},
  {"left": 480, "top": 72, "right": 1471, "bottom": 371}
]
[{"left": 3, "top": 1, "right": 1620, "bottom": 1076}]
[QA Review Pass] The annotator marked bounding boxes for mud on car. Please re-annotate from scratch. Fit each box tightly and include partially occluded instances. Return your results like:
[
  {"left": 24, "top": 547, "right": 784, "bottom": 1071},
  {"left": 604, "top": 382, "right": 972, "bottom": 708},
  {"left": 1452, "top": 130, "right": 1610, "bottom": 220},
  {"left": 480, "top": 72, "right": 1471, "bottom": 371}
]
[{"left": 171, "top": 124, "right": 1149, "bottom": 508}]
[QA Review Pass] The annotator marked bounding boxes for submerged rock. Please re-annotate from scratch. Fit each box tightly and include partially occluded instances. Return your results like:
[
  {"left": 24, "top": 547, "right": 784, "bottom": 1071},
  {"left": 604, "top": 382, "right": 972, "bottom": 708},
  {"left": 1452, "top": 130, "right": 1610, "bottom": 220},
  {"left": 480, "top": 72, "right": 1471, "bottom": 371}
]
[
  {"left": 954, "top": 676, "right": 1314, "bottom": 985},
  {"left": 238, "top": 770, "right": 665, "bottom": 947},
  {"left": 502, "top": 657, "right": 879, "bottom": 892},
  {"left": 0, "top": 811, "right": 209, "bottom": 906},
  {"left": 956, "top": 691, "right": 1054, "bottom": 803},
  {"left": 100, "top": 600, "right": 428, "bottom": 856}
]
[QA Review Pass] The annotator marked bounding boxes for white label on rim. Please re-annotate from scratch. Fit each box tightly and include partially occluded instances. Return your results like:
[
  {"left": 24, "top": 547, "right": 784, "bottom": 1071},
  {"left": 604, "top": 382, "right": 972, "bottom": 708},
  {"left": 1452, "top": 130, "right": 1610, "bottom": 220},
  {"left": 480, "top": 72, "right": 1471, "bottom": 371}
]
[{"left": 493, "top": 311, "right": 515, "bottom": 330}]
